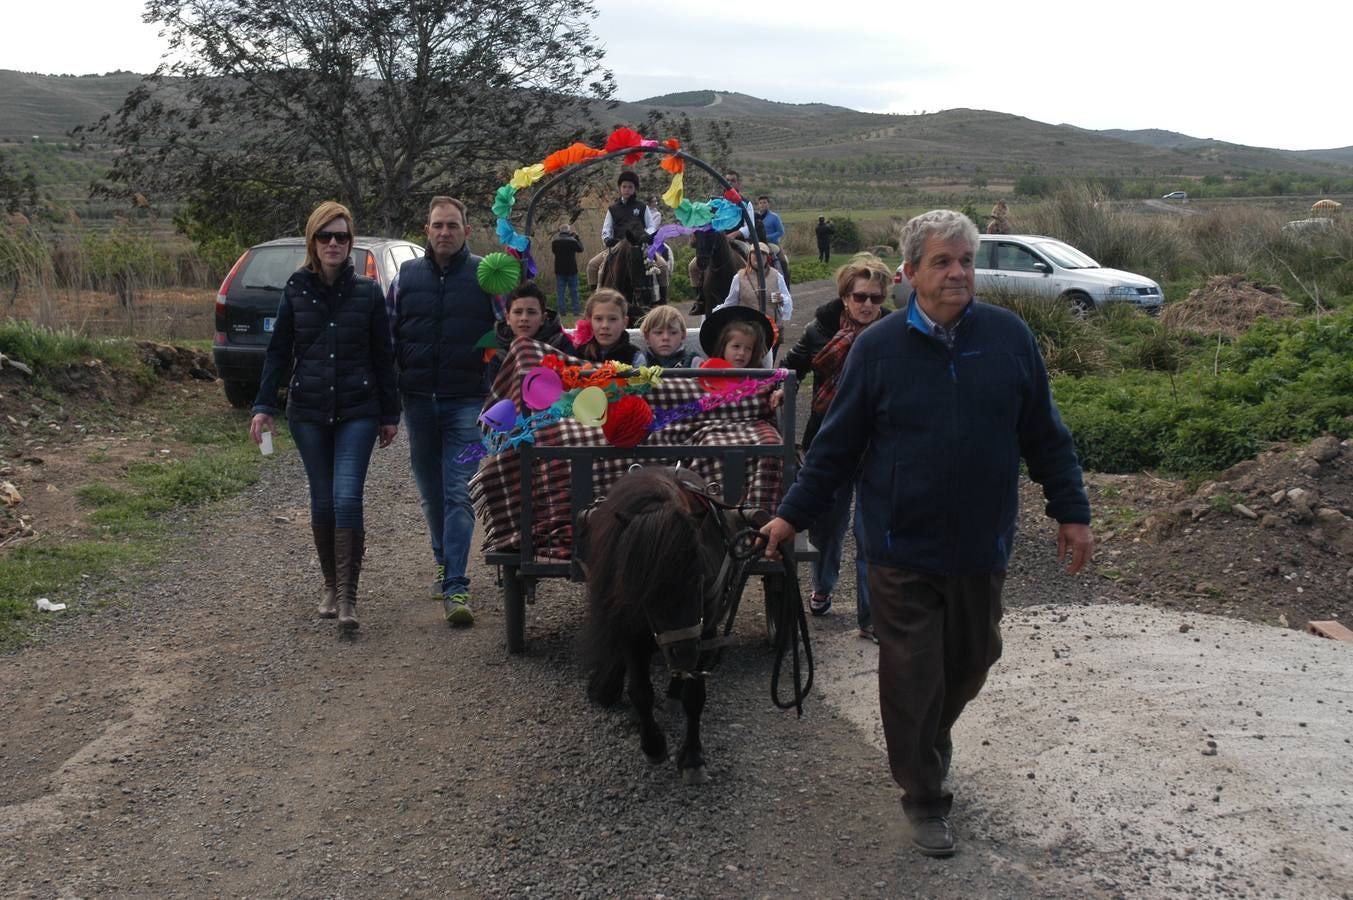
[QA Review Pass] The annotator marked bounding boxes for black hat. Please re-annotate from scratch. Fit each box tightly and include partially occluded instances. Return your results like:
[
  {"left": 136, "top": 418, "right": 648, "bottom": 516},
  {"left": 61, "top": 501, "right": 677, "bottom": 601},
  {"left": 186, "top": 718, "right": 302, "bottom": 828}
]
[
  {"left": 699, "top": 305, "right": 774, "bottom": 358},
  {"left": 617, "top": 170, "right": 639, "bottom": 188}
]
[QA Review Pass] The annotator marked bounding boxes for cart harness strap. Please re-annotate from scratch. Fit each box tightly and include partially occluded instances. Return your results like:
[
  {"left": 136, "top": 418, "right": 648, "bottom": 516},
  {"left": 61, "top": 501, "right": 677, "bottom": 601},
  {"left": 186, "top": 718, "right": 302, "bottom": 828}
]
[{"left": 670, "top": 477, "right": 814, "bottom": 716}]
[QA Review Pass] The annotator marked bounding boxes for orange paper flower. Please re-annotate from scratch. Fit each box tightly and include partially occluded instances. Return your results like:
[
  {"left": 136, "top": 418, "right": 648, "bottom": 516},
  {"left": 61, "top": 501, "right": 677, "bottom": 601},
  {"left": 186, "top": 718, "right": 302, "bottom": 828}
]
[
  {"left": 542, "top": 142, "right": 603, "bottom": 173},
  {"left": 660, "top": 139, "right": 684, "bottom": 174}
]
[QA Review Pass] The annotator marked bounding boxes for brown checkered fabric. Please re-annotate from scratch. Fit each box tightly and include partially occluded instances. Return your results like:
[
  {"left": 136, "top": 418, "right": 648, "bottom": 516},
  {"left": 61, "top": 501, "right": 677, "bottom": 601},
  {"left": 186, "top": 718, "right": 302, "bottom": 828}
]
[{"left": 471, "top": 337, "right": 786, "bottom": 557}]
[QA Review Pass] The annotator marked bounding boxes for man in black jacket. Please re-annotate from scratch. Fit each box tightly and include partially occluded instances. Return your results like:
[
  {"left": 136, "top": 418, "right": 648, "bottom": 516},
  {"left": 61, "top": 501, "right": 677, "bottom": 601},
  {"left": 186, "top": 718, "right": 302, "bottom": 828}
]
[
  {"left": 762, "top": 210, "right": 1094, "bottom": 858},
  {"left": 550, "top": 224, "right": 584, "bottom": 316},
  {"left": 388, "top": 196, "right": 497, "bottom": 627},
  {"left": 815, "top": 216, "right": 835, "bottom": 263}
]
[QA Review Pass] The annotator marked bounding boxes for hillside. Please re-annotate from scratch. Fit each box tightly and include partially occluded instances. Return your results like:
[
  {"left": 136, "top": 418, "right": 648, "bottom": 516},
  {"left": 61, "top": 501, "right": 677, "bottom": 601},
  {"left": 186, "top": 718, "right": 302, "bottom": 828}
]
[
  {"left": 4, "top": 72, "right": 1353, "bottom": 211},
  {"left": 1091, "top": 125, "right": 1353, "bottom": 170}
]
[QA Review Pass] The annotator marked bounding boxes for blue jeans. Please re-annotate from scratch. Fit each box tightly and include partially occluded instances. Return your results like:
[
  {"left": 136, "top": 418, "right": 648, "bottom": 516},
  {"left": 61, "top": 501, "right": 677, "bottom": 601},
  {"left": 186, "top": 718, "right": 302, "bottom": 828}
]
[
  {"left": 288, "top": 417, "right": 379, "bottom": 530},
  {"left": 402, "top": 394, "right": 483, "bottom": 596},
  {"left": 555, "top": 274, "right": 581, "bottom": 315},
  {"left": 809, "top": 484, "right": 871, "bottom": 629}
]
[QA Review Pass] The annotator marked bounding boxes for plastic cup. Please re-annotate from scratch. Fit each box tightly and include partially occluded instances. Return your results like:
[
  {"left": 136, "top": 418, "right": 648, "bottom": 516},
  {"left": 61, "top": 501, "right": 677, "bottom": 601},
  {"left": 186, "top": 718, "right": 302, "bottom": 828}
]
[{"left": 260, "top": 429, "right": 274, "bottom": 456}]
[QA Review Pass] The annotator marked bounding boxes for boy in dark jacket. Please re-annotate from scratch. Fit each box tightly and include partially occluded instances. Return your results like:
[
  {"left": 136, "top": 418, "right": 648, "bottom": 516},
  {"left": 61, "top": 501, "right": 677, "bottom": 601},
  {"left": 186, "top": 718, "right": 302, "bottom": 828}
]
[{"left": 487, "top": 283, "right": 575, "bottom": 385}]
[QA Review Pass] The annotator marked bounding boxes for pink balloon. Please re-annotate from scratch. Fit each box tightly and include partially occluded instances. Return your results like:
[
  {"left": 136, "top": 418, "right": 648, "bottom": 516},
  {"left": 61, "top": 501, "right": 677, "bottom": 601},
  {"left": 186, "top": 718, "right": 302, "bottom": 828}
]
[
  {"left": 521, "top": 367, "right": 563, "bottom": 411},
  {"left": 478, "top": 398, "right": 518, "bottom": 432}
]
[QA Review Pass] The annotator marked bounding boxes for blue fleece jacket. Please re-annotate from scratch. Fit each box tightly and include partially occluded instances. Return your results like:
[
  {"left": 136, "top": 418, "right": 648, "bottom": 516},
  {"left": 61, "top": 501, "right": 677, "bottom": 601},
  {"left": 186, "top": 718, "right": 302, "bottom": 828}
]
[{"left": 777, "top": 294, "right": 1090, "bottom": 576}]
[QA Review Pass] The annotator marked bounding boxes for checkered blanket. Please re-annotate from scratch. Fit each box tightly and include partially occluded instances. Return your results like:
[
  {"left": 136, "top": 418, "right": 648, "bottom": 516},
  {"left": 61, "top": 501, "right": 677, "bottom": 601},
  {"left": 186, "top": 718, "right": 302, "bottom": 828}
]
[{"left": 471, "top": 338, "right": 786, "bottom": 558}]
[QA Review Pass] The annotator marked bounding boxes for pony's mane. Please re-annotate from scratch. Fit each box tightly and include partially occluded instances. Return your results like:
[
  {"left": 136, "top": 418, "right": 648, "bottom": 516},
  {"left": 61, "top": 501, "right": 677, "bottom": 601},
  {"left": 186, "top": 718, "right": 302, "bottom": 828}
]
[{"left": 580, "top": 468, "right": 704, "bottom": 670}]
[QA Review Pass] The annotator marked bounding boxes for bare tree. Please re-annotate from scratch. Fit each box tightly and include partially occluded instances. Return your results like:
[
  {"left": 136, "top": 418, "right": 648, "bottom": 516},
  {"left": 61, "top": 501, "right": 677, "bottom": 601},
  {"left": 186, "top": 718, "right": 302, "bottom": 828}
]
[{"left": 81, "top": 0, "right": 616, "bottom": 241}]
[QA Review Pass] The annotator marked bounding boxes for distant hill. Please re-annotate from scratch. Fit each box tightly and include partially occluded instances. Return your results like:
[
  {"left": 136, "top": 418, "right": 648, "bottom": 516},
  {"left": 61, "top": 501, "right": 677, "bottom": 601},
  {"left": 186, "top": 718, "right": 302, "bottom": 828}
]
[
  {"left": 4, "top": 72, "right": 1352, "bottom": 210},
  {"left": 1086, "top": 125, "right": 1353, "bottom": 171},
  {"left": 0, "top": 70, "right": 142, "bottom": 139}
]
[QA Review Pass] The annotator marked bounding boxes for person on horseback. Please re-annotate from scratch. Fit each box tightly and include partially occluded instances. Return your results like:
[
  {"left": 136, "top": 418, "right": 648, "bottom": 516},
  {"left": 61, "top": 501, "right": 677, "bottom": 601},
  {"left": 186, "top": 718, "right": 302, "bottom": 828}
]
[{"left": 602, "top": 170, "right": 658, "bottom": 248}]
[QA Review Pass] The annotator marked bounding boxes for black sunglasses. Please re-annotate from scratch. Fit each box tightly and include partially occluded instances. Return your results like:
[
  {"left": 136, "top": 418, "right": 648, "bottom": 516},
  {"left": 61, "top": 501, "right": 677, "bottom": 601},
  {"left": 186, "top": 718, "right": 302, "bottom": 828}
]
[
  {"left": 849, "top": 291, "right": 885, "bottom": 304},
  {"left": 315, "top": 230, "right": 352, "bottom": 245}
]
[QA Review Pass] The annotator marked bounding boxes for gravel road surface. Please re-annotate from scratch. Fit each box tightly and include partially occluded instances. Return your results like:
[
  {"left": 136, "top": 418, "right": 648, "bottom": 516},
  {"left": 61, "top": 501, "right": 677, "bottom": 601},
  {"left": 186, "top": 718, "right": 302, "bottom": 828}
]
[{"left": 3, "top": 280, "right": 1349, "bottom": 898}]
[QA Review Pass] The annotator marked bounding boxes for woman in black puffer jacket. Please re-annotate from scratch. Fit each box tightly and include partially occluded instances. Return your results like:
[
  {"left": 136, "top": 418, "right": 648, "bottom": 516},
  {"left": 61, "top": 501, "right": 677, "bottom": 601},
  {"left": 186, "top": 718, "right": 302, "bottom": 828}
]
[
  {"left": 781, "top": 254, "right": 892, "bottom": 640},
  {"left": 249, "top": 201, "right": 400, "bottom": 632}
]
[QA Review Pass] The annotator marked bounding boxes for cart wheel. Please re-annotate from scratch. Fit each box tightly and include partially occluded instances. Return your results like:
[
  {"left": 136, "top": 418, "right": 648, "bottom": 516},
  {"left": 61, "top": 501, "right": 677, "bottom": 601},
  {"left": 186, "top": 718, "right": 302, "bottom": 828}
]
[
  {"left": 763, "top": 575, "right": 785, "bottom": 647},
  {"left": 503, "top": 564, "right": 527, "bottom": 653}
]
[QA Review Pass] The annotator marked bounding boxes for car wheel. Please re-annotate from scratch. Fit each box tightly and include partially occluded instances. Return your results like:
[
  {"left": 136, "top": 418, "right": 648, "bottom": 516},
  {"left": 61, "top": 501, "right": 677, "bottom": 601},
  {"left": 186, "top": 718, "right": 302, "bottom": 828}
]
[
  {"left": 222, "top": 379, "right": 258, "bottom": 408},
  {"left": 1063, "top": 291, "right": 1094, "bottom": 317}
]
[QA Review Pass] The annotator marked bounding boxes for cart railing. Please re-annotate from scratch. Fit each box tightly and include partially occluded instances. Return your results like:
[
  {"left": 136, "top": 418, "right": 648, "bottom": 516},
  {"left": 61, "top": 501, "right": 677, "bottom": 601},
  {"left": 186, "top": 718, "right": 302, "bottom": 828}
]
[{"left": 484, "top": 368, "right": 814, "bottom": 580}]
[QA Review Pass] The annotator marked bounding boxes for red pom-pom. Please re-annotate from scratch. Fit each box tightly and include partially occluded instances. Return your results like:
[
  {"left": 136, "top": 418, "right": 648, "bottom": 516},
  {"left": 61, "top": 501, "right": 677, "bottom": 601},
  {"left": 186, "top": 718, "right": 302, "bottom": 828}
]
[
  {"left": 722, "top": 188, "right": 743, "bottom": 204},
  {"left": 602, "top": 394, "right": 653, "bottom": 448},
  {"left": 604, "top": 127, "right": 644, "bottom": 153}
]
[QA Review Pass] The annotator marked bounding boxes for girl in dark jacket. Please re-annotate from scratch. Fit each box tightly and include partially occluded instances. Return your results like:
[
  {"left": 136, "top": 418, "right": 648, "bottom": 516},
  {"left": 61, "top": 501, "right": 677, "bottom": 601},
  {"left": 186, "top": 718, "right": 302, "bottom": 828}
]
[
  {"left": 574, "top": 288, "right": 646, "bottom": 365},
  {"left": 780, "top": 255, "right": 892, "bottom": 639},
  {"left": 249, "top": 201, "right": 400, "bottom": 632}
]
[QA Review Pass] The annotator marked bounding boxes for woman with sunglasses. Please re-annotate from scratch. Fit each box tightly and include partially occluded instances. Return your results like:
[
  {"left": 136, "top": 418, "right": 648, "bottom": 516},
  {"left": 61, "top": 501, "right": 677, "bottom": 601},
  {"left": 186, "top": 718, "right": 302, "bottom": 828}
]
[
  {"left": 780, "top": 253, "right": 892, "bottom": 640},
  {"left": 250, "top": 201, "right": 400, "bottom": 632}
]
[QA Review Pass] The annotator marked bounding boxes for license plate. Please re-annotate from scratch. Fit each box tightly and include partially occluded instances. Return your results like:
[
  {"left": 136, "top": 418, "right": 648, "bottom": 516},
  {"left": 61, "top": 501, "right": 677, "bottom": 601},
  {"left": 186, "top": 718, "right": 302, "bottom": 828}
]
[{"left": 263, "top": 317, "right": 276, "bottom": 332}]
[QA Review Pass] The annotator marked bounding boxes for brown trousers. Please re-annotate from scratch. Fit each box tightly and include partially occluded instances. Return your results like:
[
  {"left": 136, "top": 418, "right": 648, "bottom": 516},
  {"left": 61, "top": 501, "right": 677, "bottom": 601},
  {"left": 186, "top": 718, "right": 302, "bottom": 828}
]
[{"left": 867, "top": 564, "right": 1005, "bottom": 822}]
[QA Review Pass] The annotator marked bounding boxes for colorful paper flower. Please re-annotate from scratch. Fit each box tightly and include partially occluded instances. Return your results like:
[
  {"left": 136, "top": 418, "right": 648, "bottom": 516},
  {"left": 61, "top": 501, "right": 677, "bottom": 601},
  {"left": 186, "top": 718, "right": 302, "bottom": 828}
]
[
  {"left": 542, "top": 142, "right": 603, "bottom": 173},
  {"left": 674, "top": 200, "right": 714, "bottom": 228},
  {"left": 604, "top": 127, "right": 646, "bottom": 164},
  {"left": 477, "top": 251, "right": 522, "bottom": 294},
  {"left": 495, "top": 217, "right": 530, "bottom": 253},
  {"left": 491, "top": 184, "right": 517, "bottom": 217},
  {"left": 509, "top": 164, "right": 546, "bottom": 189},
  {"left": 709, "top": 198, "right": 742, "bottom": 232},
  {"left": 659, "top": 139, "right": 684, "bottom": 174},
  {"left": 662, "top": 173, "right": 684, "bottom": 210}
]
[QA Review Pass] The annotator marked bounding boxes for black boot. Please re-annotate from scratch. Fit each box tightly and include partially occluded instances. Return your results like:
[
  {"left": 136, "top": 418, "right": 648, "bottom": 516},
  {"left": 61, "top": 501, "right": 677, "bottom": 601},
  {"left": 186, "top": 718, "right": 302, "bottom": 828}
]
[
  {"left": 313, "top": 523, "right": 338, "bottom": 618},
  {"left": 334, "top": 527, "right": 365, "bottom": 631}
]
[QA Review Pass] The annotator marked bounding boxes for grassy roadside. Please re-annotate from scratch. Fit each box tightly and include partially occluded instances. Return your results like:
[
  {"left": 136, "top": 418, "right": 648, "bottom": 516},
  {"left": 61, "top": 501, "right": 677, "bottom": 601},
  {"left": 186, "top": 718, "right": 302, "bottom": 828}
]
[{"left": 0, "top": 324, "right": 287, "bottom": 649}]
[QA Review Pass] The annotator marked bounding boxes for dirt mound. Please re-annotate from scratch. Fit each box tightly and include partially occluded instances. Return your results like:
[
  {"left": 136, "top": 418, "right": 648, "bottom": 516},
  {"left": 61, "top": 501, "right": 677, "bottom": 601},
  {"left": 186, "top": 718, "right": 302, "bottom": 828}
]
[
  {"left": 1159, "top": 274, "right": 1299, "bottom": 337},
  {"left": 1046, "top": 434, "right": 1353, "bottom": 633},
  {"left": 0, "top": 344, "right": 217, "bottom": 459}
]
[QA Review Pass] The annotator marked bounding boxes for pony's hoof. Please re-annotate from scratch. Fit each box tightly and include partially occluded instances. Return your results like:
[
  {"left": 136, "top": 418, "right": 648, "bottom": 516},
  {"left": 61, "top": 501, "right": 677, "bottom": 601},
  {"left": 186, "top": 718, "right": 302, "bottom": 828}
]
[
  {"left": 645, "top": 750, "right": 669, "bottom": 765},
  {"left": 680, "top": 765, "right": 710, "bottom": 785}
]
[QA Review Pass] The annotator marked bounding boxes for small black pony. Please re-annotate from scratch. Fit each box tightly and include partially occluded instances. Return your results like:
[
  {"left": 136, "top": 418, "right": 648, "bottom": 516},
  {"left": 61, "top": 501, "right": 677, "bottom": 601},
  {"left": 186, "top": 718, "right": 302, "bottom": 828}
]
[{"left": 579, "top": 466, "right": 761, "bottom": 785}]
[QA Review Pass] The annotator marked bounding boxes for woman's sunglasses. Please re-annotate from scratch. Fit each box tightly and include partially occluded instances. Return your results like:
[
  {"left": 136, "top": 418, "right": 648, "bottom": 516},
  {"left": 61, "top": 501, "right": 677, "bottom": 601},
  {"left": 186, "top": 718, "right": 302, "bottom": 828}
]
[
  {"left": 849, "top": 291, "right": 885, "bottom": 304},
  {"left": 315, "top": 231, "right": 352, "bottom": 245}
]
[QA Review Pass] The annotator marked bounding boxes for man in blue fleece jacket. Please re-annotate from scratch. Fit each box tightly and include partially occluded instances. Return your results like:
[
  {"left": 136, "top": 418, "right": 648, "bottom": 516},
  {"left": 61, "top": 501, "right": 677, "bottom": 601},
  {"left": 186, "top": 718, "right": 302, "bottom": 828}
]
[{"left": 762, "top": 209, "right": 1094, "bottom": 858}]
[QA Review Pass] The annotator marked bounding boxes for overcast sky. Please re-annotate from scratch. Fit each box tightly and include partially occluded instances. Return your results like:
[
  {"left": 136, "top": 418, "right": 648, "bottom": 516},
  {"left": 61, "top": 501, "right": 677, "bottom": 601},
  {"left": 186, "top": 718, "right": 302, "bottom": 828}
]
[{"left": 11, "top": 0, "right": 1349, "bottom": 151}]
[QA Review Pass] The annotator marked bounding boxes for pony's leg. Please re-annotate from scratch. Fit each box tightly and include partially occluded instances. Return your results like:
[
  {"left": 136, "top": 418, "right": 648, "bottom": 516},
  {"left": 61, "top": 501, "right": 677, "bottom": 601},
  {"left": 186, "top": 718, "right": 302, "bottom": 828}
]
[
  {"left": 587, "top": 656, "right": 625, "bottom": 707},
  {"left": 627, "top": 641, "right": 667, "bottom": 764},
  {"left": 677, "top": 675, "right": 709, "bottom": 784}
]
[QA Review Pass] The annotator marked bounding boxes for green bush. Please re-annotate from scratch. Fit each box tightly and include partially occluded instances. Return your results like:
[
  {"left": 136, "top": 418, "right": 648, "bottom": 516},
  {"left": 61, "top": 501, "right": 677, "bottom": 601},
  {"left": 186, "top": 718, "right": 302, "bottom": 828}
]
[
  {"left": 0, "top": 319, "right": 135, "bottom": 370},
  {"left": 981, "top": 287, "right": 1108, "bottom": 375},
  {"left": 829, "top": 217, "right": 862, "bottom": 253},
  {"left": 1055, "top": 308, "right": 1353, "bottom": 475}
]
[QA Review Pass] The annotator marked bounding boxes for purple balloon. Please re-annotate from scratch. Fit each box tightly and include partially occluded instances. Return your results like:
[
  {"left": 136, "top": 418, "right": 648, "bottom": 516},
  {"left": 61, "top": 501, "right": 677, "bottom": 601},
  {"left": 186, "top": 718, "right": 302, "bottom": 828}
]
[{"left": 478, "top": 398, "right": 518, "bottom": 432}]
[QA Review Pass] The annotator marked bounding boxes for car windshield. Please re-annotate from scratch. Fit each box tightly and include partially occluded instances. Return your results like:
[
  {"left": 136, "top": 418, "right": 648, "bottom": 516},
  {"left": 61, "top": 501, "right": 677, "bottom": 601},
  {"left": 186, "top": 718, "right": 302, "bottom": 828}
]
[{"left": 1032, "top": 240, "right": 1099, "bottom": 269}]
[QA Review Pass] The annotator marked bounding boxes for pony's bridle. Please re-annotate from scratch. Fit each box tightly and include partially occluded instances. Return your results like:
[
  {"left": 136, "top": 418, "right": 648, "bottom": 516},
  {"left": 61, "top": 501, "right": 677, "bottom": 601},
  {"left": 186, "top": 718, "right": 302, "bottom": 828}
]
[{"left": 648, "top": 466, "right": 769, "bottom": 679}]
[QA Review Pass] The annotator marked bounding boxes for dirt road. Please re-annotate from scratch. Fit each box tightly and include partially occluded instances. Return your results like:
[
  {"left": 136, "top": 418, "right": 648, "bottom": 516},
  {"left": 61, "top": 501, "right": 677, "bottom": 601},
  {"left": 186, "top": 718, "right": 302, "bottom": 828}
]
[{"left": 3, "top": 281, "right": 1350, "bottom": 897}]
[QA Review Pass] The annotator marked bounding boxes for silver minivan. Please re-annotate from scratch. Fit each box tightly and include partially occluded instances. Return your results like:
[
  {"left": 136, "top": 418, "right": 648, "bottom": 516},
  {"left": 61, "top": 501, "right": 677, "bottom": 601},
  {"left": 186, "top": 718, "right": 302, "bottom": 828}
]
[{"left": 894, "top": 234, "right": 1163, "bottom": 315}]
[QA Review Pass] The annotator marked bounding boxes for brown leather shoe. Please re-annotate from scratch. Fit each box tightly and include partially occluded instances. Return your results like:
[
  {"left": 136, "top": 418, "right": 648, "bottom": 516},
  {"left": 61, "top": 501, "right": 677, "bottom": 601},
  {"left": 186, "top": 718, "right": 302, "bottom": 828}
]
[
  {"left": 313, "top": 523, "right": 338, "bottom": 618},
  {"left": 334, "top": 527, "right": 365, "bottom": 631}
]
